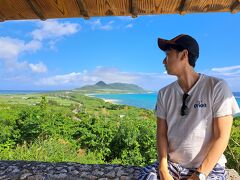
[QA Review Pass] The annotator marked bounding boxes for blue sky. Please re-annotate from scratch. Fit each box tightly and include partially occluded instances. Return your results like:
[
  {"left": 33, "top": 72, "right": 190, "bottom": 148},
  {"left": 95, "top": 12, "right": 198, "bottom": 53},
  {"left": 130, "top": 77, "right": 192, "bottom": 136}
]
[{"left": 0, "top": 12, "right": 240, "bottom": 91}]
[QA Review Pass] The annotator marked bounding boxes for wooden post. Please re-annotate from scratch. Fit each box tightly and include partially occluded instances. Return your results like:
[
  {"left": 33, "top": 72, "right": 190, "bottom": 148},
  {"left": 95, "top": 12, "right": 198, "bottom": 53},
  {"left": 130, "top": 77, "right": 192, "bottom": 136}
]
[
  {"left": 130, "top": 0, "right": 138, "bottom": 18},
  {"left": 179, "top": 0, "right": 187, "bottom": 15},
  {"left": 0, "top": 12, "right": 5, "bottom": 22},
  {"left": 76, "top": 0, "right": 90, "bottom": 20},
  {"left": 231, "top": 0, "right": 240, "bottom": 14},
  {"left": 26, "top": 0, "right": 46, "bottom": 21}
]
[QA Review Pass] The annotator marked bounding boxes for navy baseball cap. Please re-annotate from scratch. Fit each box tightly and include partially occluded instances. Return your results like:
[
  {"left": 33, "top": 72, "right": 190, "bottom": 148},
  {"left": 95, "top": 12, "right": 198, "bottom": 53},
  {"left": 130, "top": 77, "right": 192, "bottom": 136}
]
[{"left": 158, "top": 34, "right": 199, "bottom": 58}]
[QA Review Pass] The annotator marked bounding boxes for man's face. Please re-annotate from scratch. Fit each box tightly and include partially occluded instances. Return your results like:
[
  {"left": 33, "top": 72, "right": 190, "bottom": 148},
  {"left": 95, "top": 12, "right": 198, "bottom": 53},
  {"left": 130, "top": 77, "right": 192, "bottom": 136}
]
[{"left": 163, "top": 48, "right": 184, "bottom": 76}]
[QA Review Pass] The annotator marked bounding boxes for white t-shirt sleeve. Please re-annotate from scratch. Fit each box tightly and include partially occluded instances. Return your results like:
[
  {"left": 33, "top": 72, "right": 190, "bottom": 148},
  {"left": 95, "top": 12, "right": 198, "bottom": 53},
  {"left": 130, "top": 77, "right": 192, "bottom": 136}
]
[
  {"left": 212, "top": 80, "right": 240, "bottom": 118},
  {"left": 154, "top": 91, "right": 167, "bottom": 119}
]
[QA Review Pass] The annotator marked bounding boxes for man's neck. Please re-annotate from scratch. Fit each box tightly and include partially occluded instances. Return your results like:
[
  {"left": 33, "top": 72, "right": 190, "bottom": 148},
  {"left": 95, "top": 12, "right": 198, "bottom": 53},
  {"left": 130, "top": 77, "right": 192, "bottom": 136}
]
[{"left": 177, "top": 69, "right": 200, "bottom": 93}]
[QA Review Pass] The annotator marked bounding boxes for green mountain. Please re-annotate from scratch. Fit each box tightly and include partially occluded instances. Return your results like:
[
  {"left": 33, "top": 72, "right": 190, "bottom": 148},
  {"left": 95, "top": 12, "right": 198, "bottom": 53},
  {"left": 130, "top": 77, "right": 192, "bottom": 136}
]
[{"left": 75, "top": 81, "right": 148, "bottom": 93}]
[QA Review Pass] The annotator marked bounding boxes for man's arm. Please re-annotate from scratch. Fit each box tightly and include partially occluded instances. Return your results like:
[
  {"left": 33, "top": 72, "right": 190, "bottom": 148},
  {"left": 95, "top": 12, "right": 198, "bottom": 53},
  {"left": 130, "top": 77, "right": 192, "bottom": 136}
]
[
  {"left": 156, "top": 117, "right": 173, "bottom": 179},
  {"left": 190, "top": 115, "right": 233, "bottom": 179}
]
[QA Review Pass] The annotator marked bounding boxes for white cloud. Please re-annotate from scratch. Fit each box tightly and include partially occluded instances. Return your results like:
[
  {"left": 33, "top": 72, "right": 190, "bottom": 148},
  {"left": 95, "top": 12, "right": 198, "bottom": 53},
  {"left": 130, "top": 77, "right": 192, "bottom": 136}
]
[
  {"left": 35, "top": 66, "right": 175, "bottom": 90},
  {"left": 117, "top": 16, "right": 134, "bottom": 21},
  {"left": 0, "top": 37, "right": 25, "bottom": 60},
  {"left": 93, "top": 66, "right": 139, "bottom": 83},
  {"left": 29, "top": 62, "right": 48, "bottom": 73},
  {"left": 201, "top": 65, "right": 240, "bottom": 91},
  {"left": 31, "top": 20, "right": 80, "bottom": 41},
  {"left": 0, "top": 20, "right": 80, "bottom": 74},
  {"left": 108, "top": 20, "right": 115, "bottom": 24},
  {"left": 211, "top": 65, "right": 240, "bottom": 76},
  {"left": 88, "top": 19, "right": 101, "bottom": 26},
  {"left": 0, "top": 20, "right": 79, "bottom": 63},
  {"left": 48, "top": 40, "right": 58, "bottom": 50},
  {"left": 2, "top": 75, "right": 32, "bottom": 82},
  {"left": 0, "top": 37, "right": 42, "bottom": 71},
  {"left": 36, "top": 67, "right": 140, "bottom": 86},
  {"left": 125, "top": 23, "right": 133, "bottom": 28},
  {"left": 86, "top": 18, "right": 136, "bottom": 31},
  {"left": 36, "top": 72, "right": 84, "bottom": 86},
  {"left": 100, "top": 25, "right": 113, "bottom": 31},
  {"left": 100, "top": 20, "right": 114, "bottom": 30},
  {"left": 24, "top": 40, "right": 42, "bottom": 52},
  {"left": 87, "top": 19, "right": 114, "bottom": 31}
]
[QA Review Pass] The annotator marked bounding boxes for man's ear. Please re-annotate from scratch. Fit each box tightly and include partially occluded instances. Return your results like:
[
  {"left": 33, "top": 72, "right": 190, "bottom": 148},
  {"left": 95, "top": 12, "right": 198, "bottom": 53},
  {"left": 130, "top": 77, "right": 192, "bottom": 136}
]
[{"left": 181, "top": 49, "right": 188, "bottom": 61}]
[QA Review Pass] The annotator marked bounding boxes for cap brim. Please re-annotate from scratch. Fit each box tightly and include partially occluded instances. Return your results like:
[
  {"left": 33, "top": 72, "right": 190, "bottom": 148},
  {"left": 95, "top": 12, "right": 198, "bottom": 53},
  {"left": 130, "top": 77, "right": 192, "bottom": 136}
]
[{"left": 158, "top": 38, "right": 176, "bottom": 51}]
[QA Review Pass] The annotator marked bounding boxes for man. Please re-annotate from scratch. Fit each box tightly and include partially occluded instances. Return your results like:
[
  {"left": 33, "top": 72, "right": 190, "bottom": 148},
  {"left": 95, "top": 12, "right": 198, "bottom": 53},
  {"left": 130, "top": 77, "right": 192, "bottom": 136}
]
[{"left": 138, "top": 34, "right": 240, "bottom": 180}]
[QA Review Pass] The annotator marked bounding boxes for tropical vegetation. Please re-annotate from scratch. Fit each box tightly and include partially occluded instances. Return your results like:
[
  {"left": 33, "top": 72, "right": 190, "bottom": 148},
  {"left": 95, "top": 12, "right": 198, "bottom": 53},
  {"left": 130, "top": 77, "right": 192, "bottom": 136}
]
[{"left": 0, "top": 91, "right": 239, "bottom": 173}]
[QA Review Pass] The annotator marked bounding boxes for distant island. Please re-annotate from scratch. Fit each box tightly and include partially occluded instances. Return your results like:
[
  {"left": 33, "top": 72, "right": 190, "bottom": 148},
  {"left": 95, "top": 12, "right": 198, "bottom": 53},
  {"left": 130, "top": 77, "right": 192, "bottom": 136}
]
[{"left": 74, "top": 81, "right": 150, "bottom": 94}]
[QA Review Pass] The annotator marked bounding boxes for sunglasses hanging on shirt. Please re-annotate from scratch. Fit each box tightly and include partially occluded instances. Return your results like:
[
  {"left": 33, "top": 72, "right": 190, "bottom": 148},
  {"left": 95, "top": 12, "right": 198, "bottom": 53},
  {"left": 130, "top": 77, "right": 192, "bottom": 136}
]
[{"left": 181, "top": 93, "right": 190, "bottom": 116}]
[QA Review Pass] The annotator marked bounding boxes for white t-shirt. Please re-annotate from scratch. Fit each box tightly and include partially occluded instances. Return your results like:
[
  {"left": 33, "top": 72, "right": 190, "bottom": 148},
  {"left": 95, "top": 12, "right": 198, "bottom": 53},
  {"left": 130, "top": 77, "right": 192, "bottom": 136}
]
[{"left": 155, "top": 74, "right": 240, "bottom": 168}]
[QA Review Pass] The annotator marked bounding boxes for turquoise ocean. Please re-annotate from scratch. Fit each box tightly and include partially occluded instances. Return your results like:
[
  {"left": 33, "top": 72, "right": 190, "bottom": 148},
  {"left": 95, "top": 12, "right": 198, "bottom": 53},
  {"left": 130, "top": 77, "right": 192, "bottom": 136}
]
[
  {"left": 0, "top": 90, "right": 239, "bottom": 111},
  {"left": 93, "top": 92, "right": 240, "bottom": 110}
]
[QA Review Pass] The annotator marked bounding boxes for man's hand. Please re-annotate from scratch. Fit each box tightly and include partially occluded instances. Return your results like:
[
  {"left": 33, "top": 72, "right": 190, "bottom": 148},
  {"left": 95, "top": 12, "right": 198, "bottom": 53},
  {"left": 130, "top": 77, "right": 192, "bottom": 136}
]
[
  {"left": 159, "top": 170, "right": 174, "bottom": 180},
  {"left": 197, "top": 115, "right": 233, "bottom": 175},
  {"left": 187, "top": 173, "right": 200, "bottom": 180}
]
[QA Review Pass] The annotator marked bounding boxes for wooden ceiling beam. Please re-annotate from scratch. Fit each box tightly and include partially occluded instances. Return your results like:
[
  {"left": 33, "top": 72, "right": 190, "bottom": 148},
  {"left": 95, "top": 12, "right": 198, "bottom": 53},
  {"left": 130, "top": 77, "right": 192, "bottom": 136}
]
[
  {"left": 179, "top": 0, "right": 187, "bottom": 15},
  {"left": 0, "top": 12, "right": 5, "bottom": 22},
  {"left": 130, "top": 0, "right": 138, "bottom": 18},
  {"left": 26, "top": 0, "right": 46, "bottom": 21},
  {"left": 231, "top": 0, "right": 240, "bottom": 14},
  {"left": 76, "top": 0, "right": 89, "bottom": 20}
]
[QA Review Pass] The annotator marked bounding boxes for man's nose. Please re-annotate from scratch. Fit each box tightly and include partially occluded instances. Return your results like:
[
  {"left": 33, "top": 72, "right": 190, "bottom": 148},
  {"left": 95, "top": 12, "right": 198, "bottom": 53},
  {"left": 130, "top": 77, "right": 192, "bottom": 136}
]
[{"left": 163, "top": 57, "right": 166, "bottom": 64}]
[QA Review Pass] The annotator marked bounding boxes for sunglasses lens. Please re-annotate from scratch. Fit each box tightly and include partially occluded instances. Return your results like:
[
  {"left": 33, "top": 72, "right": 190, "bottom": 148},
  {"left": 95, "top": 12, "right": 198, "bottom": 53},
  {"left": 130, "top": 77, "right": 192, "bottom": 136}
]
[
  {"left": 181, "top": 94, "right": 189, "bottom": 116},
  {"left": 181, "top": 106, "right": 188, "bottom": 115}
]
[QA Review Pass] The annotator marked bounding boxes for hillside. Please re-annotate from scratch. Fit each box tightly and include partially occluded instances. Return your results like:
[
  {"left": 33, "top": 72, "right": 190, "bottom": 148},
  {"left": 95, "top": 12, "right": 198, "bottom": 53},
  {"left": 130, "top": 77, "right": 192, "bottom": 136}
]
[
  {"left": 75, "top": 81, "right": 148, "bottom": 93},
  {"left": 0, "top": 91, "right": 239, "bottom": 174}
]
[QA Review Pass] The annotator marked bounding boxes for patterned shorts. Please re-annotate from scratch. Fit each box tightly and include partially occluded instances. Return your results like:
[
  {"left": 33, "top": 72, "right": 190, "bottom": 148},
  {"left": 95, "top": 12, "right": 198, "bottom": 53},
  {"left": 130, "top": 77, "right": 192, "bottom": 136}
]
[{"left": 138, "top": 161, "right": 227, "bottom": 180}]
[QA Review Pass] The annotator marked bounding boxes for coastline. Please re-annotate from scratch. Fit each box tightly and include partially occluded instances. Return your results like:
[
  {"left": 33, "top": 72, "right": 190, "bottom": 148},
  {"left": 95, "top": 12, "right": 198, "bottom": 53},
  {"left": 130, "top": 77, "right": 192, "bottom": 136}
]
[
  {"left": 101, "top": 98, "right": 120, "bottom": 104},
  {"left": 85, "top": 92, "right": 240, "bottom": 111},
  {"left": 85, "top": 93, "right": 120, "bottom": 104},
  {"left": 1, "top": 91, "right": 239, "bottom": 110}
]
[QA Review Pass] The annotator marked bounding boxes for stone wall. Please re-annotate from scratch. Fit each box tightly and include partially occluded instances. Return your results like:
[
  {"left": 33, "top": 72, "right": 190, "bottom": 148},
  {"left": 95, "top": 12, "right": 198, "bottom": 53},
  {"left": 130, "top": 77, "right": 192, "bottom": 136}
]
[{"left": 0, "top": 161, "right": 239, "bottom": 180}]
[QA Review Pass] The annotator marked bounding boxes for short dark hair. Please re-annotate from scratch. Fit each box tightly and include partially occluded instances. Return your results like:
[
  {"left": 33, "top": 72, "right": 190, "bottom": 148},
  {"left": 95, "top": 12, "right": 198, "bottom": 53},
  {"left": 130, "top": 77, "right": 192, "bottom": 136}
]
[
  {"left": 158, "top": 34, "right": 199, "bottom": 68},
  {"left": 165, "top": 44, "right": 198, "bottom": 68}
]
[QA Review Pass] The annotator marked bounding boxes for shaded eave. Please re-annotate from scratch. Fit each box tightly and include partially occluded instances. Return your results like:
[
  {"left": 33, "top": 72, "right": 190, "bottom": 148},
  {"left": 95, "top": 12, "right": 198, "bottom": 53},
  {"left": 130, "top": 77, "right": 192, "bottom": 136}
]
[{"left": 0, "top": 0, "right": 240, "bottom": 22}]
